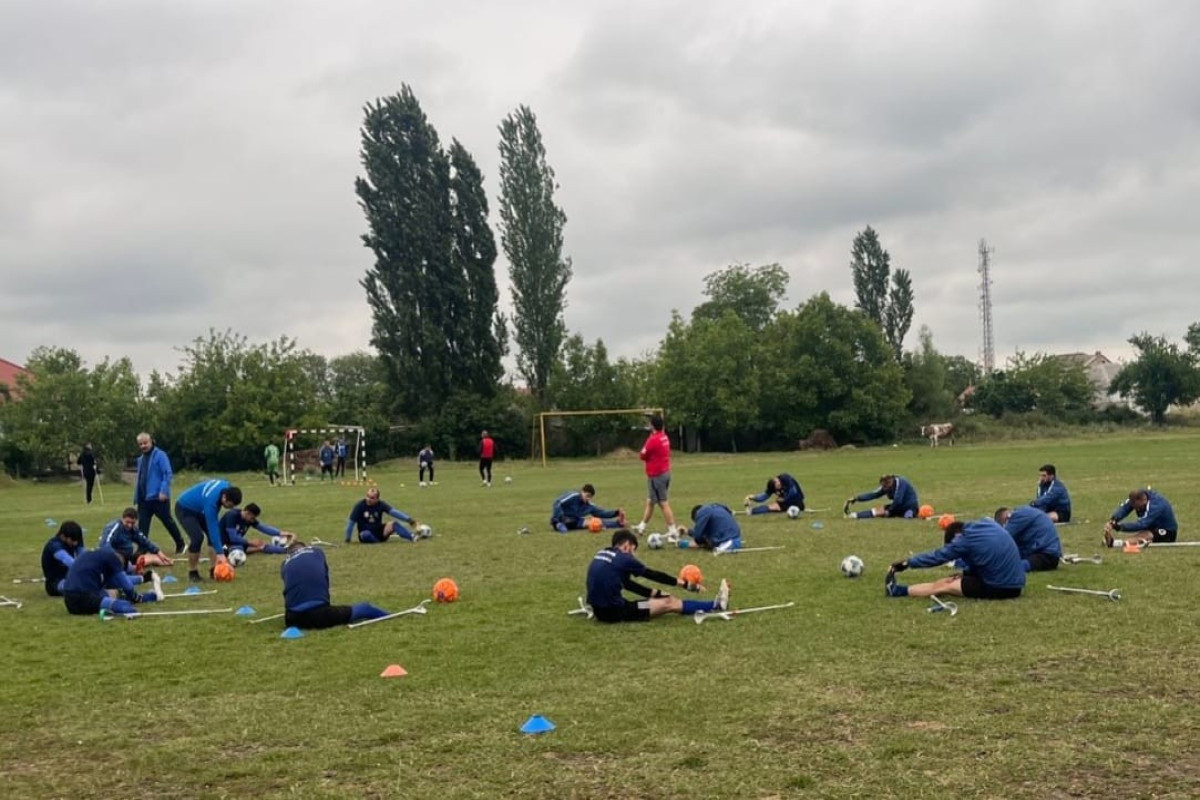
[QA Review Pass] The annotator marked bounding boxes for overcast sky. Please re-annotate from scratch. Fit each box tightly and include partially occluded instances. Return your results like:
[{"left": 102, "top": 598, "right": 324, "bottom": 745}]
[{"left": 2, "top": 0, "right": 1198, "bottom": 379}]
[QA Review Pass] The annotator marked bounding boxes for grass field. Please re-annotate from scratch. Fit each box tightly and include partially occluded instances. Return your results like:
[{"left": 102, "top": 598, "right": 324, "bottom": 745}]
[{"left": 3, "top": 433, "right": 1200, "bottom": 799}]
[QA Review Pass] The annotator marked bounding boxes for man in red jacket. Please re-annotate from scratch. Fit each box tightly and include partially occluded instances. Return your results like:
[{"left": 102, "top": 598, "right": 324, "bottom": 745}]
[
  {"left": 479, "top": 430, "right": 495, "bottom": 487},
  {"left": 633, "top": 415, "right": 677, "bottom": 536}
]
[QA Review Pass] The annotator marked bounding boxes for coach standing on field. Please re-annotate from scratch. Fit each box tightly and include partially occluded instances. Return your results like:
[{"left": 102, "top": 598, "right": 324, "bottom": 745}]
[
  {"left": 633, "top": 415, "right": 678, "bottom": 536},
  {"left": 134, "top": 432, "right": 185, "bottom": 555}
]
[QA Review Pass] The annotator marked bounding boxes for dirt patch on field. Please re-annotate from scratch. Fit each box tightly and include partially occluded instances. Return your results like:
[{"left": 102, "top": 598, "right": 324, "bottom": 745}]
[{"left": 604, "top": 447, "right": 640, "bottom": 460}]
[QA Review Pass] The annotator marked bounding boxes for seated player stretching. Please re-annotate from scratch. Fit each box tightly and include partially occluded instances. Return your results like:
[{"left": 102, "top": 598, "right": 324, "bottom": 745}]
[
  {"left": 550, "top": 484, "right": 626, "bottom": 532},
  {"left": 281, "top": 540, "right": 390, "bottom": 629},
  {"left": 221, "top": 503, "right": 291, "bottom": 555},
  {"left": 1104, "top": 488, "right": 1178, "bottom": 548},
  {"left": 744, "top": 473, "right": 805, "bottom": 515},
  {"left": 885, "top": 518, "right": 1025, "bottom": 600},
  {"left": 41, "top": 521, "right": 86, "bottom": 597},
  {"left": 845, "top": 474, "right": 919, "bottom": 519},
  {"left": 585, "top": 530, "right": 730, "bottom": 623},
  {"left": 61, "top": 546, "right": 163, "bottom": 616},
  {"left": 995, "top": 506, "right": 1061, "bottom": 572},
  {"left": 344, "top": 488, "right": 427, "bottom": 544},
  {"left": 1031, "top": 464, "right": 1071, "bottom": 522},
  {"left": 99, "top": 507, "right": 174, "bottom": 574},
  {"left": 685, "top": 504, "right": 742, "bottom": 552}
]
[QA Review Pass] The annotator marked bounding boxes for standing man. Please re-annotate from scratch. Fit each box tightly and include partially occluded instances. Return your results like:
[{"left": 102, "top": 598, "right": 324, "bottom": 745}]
[
  {"left": 134, "top": 432, "right": 185, "bottom": 555},
  {"left": 586, "top": 530, "right": 729, "bottom": 623},
  {"left": 479, "top": 430, "right": 495, "bottom": 487},
  {"left": 264, "top": 441, "right": 281, "bottom": 486},
  {"left": 345, "top": 487, "right": 428, "bottom": 543},
  {"left": 318, "top": 440, "right": 335, "bottom": 482},
  {"left": 685, "top": 504, "right": 742, "bottom": 552},
  {"left": 335, "top": 438, "right": 348, "bottom": 478},
  {"left": 418, "top": 444, "right": 435, "bottom": 487},
  {"left": 1104, "top": 488, "right": 1179, "bottom": 548},
  {"left": 41, "top": 521, "right": 86, "bottom": 597},
  {"left": 744, "top": 473, "right": 805, "bottom": 515},
  {"left": 845, "top": 475, "right": 920, "bottom": 520},
  {"left": 174, "top": 478, "right": 242, "bottom": 582},
  {"left": 1031, "top": 464, "right": 1071, "bottom": 522},
  {"left": 995, "top": 506, "right": 1062, "bottom": 572},
  {"left": 633, "top": 415, "right": 677, "bottom": 536},
  {"left": 79, "top": 443, "right": 97, "bottom": 504},
  {"left": 282, "top": 540, "right": 390, "bottom": 629},
  {"left": 885, "top": 518, "right": 1025, "bottom": 600}
]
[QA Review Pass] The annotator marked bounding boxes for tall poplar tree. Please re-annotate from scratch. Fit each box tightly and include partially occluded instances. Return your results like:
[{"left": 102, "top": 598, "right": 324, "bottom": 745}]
[
  {"left": 498, "top": 104, "right": 572, "bottom": 404},
  {"left": 849, "top": 226, "right": 914, "bottom": 359}
]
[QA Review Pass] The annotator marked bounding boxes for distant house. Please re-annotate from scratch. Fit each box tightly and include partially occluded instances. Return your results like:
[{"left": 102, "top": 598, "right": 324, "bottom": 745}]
[
  {"left": 0, "top": 357, "right": 30, "bottom": 401},
  {"left": 1053, "top": 351, "right": 1124, "bottom": 408}
]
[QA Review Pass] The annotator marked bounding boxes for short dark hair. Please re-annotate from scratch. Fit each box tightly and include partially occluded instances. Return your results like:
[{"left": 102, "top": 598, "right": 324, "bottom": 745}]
[
  {"left": 943, "top": 520, "right": 966, "bottom": 544},
  {"left": 611, "top": 530, "right": 638, "bottom": 549},
  {"left": 691, "top": 505, "right": 702, "bottom": 521},
  {"left": 1130, "top": 488, "right": 1149, "bottom": 502},
  {"left": 121, "top": 506, "right": 138, "bottom": 520},
  {"left": 581, "top": 483, "right": 596, "bottom": 495},
  {"left": 244, "top": 503, "right": 261, "bottom": 516},
  {"left": 58, "top": 521, "right": 83, "bottom": 543},
  {"left": 649, "top": 415, "right": 664, "bottom": 431},
  {"left": 993, "top": 507, "right": 1010, "bottom": 523},
  {"left": 1039, "top": 464, "right": 1056, "bottom": 476},
  {"left": 223, "top": 487, "right": 243, "bottom": 506},
  {"left": 879, "top": 475, "right": 895, "bottom": 485}
]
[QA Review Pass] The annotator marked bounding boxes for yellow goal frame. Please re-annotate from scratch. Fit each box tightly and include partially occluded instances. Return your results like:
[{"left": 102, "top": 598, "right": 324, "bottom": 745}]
[{"left": 534, "top": 407, "right": 665, "bottom": 467}]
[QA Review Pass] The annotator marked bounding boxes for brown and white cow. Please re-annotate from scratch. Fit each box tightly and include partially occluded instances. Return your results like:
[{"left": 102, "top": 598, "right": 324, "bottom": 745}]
[{"left": 920, "top": 423, "right": 954, "bottom": 447}]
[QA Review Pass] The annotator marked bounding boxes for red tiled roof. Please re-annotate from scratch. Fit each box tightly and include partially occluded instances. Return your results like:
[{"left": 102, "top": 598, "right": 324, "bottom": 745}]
[{"left": 0, "top": 357, "right": 31, "bottom": 399}]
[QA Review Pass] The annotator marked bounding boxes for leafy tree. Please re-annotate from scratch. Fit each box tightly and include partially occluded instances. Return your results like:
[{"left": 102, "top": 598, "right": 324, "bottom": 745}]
[
  {"left": 905, "top": 327, "right": 955, "bottom": 422},
  {"left": 943, "top": 356, "right": 982, "bottom": 398},
  {"left": 498, "top": 104, "right": 572, "bottom": 404},
  {"left": 448, "top": 139, "right": 507, "bottom": 395},
  {"left": 1109, "top": 332, "right": 1200, "bottom": 424},
  {"left": 849, "top": 226, "right": 913, "bottom": 357},
  {"left": 759, "top": 293, "right": 909, "bottom": 444},
  {"left": 545, "top": 335, "right": 638, "bottom": 456},
  {"left": 692, "top": 262, "right": 789, "bottom": 331},
  {"left": 0, "top": 347, "right": 143, "bottom": 476},
  {"left": 357, "top": 86, "right": 454, "bottom": 417},
  {"left": 972, "top": 352, "right": 1093, "bottom": 420}
]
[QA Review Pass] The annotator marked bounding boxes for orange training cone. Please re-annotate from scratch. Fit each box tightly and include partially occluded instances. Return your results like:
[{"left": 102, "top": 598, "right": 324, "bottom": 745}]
[{"left": 380, "top": 664, "right": 408, "bottom": 678}]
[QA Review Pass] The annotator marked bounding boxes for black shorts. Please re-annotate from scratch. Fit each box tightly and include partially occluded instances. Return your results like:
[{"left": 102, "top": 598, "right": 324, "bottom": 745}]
[
  {"left": 44, "top": 579, "right": 64, "bottom": 598},
  {"left": 1026, "top": 552, "right": 1060, "bottom": 572},
  {"left": 960, "top": 573, "right": 1022, "bottom": 600},
  {"left": 176, "top": 505, "right": 209, "bottom": 554},
  {"left": 1150, "top": 529, "right": 1178, "bottom": 543},
  {"left": 1055, "top": 508, "right": 1072, "bottom": 523},
  {"left": 63, "top": 591, "right": 106, "bottom": 616},
  {"left": 885, "top": 504, "right": 916, "bottom": 519},
  {"left": 592, "top": 599, "right": 652, "bottom": 624},
  {"left": 285, "top": 605, "right": 354, "bottom": 629}
]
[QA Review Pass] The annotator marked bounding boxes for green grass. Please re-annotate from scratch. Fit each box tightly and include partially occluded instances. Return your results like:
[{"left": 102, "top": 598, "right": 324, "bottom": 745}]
[{"left": 3, "top": 434, "right": 1200, "bottom": 799}]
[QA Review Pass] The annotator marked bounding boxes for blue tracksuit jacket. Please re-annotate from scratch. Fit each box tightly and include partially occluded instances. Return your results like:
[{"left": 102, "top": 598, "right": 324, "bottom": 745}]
[{"left": 908, "top": 518, "right": 1025, "bottom": 589}]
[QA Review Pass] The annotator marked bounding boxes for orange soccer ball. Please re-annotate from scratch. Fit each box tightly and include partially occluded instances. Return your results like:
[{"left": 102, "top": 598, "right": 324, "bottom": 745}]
[
  {"left": 586, "top": 516, "right": 604, "bottom": 533},
  {"left": 213, "top": 561, "right": 236, "bottom": 582},
  {"left": 918, "top": 504, "right": 935, "bottom": 519},
  {"left": 432, "top": 577, "right": 459, "bottom": 603},
  {"left": 678, "top": 564, "right": 703, "bottom": 586},
  {"left": 937, "top": 514, "right": 956, "bottom": 530}
]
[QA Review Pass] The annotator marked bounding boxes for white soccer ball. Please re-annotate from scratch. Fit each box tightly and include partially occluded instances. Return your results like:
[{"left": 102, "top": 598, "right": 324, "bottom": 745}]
[
  {"left": 504, "top": 476, "right": 513, "bottom": 484},
  {"left": 786, "top": 506, "right": 801, "bottom": 519},
  {"left": 416, "top": 524, "right": 433, "bottom": 539},
  {"left": 840, "top": 555, "right": 864, "bottom": 578},
  {"left": 227, "top": 548, "right": 247, "bottom": 567},
  {"left": 647, "top": 532, "right": 664, "bottom": 549}
]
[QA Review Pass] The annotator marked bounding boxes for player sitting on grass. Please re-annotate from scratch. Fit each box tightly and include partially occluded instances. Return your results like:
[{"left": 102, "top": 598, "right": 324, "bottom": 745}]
[
  {"left": 41, "top": 521, "right": 85, "bottom": 597},
  {"left": 99, "top": 507, "right": 174, "bottom": 575},
  {"left": 221, "top": 503, "right": 291, "bottom": 555},
  {"left": 1104, "top": 488, "right": 1178, "bottom": 548},
  {"left": 550, "top": 484, "right": 626, "bottom": 532},
  {"left": 585, "top": 530, "right": 730, "bottom": 623},
  {"left": 995, "top": 506, "right": 1061, "bottom": 572},
  {"left": 885, "top": 518, "right": 1025, "bottom": 600},
  {"left": 845, "top": 474, "right": 920, "bottom": 519},
  {"left": 684, "top": 504, "right": 742, "bottom": 552},
  {"left": 1031, "top": 464, "right": 1071, "bottom": 522},
  {"left": 281, "top": 540, "right": 390, "bottom": 629},
  {"left": 744, "top": 473, "right": 805, "bottom": 515},
  {"left": 345, "top": 487, "right": 428, "bottom": 543},
  {"left": 61, "top": 546, "right": 163, "bottom": 616}
]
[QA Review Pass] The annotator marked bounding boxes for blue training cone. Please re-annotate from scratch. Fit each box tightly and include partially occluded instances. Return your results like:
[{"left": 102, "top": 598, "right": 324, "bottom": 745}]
[
  {"left": 162, "top": 575, "right": 179, "bottom": 584},
  {"left": 281, "top": 627, "right": 305, "bottom": 639},
  {"left": 811, "top": 521, "right": 825, "bottom": 530},
  {"left": 45, "top": 518, "right": 57, "bottom": 528},
  {"left": 520, "top": 714, "right": 556, "bottom": 734},
  {"left": 235, "top": 606, "right": 256, "bottom": 616},
  {"left": 184, "top": 585, "right": 201, "bottom": 595}
]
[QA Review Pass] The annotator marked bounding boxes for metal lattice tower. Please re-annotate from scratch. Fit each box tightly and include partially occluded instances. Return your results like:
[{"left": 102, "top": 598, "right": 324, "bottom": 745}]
[{"left": 977, "top": 239, "right": 996, "bottom": 374}]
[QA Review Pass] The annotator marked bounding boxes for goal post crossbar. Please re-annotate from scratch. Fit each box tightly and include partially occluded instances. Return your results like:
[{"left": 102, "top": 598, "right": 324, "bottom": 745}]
[{"left": 534, "top": 407, "right": 664, "bottom": 467}]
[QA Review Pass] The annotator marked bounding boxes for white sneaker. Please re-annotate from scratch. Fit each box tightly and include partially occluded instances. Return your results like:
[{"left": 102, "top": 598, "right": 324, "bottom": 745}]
[
  {"left": 633, "top": 522, "right": 646, "bottom": 535},
  {"left": 151, "top": 571, "right": 164, "bottom": 601},
  {"left": 714, "top": 579, "right": 730, "bottom": 611},
  {"left": 715, "top": 540, "right": 734, "bottom": 554},
  {"left": 419, "top": 481, "right": 426, "bottom": 487}
]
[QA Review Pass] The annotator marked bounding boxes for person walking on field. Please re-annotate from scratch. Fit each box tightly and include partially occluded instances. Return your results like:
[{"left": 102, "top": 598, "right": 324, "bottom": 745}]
[
  {"left": 479, "top": 430, "right": 495, "bottom": 487},
  {"left": 133, "top": 432, "right": 186, "bottom": 555},
  {"left": 264, "top": 442, "right": 281, "bottom": 486},
  {"left": 633, "top": 415, "right": 677, "bottom": 536},
  {"left": 79, "top": 443, "right": 97, "bottom": 504}
]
